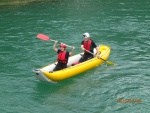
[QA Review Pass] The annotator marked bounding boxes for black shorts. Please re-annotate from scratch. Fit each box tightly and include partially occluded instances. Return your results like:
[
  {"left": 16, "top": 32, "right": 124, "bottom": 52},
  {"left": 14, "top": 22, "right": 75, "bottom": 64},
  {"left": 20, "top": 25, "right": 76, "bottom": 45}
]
[
  {"left": 53, "top": 62, "right": 67, "bottom": 71},
  {"left": 79, "top": 53, "right": 94, "bottom": 63}
]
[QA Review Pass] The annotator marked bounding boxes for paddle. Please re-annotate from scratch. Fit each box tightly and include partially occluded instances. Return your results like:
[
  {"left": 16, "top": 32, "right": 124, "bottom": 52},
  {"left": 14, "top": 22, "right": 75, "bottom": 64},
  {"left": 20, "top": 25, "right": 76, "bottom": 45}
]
[
  {"left": 84, "top": 48, "right": 116, "bottom": 65},
  {"left": 37, "top": 34, "right": 72, "bottom": 48}
]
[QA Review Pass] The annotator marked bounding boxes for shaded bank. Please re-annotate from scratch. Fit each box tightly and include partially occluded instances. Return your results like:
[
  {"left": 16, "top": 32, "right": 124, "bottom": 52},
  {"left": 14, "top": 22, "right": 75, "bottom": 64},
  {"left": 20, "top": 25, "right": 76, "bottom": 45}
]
[{"left": 0, "top": 0, "right": 55, "bottom": 6}]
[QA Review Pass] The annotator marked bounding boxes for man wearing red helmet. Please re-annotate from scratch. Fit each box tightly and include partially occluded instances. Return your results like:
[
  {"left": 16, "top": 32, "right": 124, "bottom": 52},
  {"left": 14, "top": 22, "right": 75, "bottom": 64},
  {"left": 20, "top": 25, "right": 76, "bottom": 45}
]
[{"left": 53, "top": 41, "right": 75, "bottom": 71}]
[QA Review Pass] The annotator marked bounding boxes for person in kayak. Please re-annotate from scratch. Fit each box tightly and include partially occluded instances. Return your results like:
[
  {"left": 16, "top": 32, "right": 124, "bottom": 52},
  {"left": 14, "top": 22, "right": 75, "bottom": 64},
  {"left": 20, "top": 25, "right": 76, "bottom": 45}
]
[
  {"left": 53, "top": 41, "right": 75, "bottom": 71},
  {"left": 79, "top": 32, "right": 100, "bottom": 63}
]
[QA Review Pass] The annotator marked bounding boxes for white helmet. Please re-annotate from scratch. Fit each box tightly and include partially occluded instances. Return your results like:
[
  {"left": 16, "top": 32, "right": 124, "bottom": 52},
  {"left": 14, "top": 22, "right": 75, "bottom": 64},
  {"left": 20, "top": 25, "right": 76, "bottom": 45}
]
[{"left": 83, "top": 32, "right": 90, "bottom": 38}]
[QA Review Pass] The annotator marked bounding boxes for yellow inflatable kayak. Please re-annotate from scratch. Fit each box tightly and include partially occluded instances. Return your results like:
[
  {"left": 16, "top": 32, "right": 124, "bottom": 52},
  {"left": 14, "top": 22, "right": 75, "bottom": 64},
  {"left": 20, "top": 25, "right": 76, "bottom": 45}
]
[{"left": 33, "top": 44, "right": 111, "bottom": 83}]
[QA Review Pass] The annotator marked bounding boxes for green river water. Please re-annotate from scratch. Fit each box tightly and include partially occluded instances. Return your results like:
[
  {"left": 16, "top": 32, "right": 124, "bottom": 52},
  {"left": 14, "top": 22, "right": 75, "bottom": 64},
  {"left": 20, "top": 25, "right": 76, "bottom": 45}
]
[{"left": 0, "top": 0, "right": 150, "bottom": 113}]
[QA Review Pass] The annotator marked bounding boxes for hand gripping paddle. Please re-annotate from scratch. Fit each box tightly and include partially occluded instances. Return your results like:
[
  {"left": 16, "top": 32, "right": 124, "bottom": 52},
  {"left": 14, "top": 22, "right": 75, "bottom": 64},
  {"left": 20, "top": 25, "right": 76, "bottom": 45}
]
[{"left": 37, "top": 34, "right": 72, "bottom": 48}]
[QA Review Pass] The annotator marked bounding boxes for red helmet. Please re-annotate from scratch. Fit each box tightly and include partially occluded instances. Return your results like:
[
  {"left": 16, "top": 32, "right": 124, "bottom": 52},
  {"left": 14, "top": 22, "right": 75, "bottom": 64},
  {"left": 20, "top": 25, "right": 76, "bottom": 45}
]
[{"left": 60, "top": 44, "right": 67, "bottom": 48}]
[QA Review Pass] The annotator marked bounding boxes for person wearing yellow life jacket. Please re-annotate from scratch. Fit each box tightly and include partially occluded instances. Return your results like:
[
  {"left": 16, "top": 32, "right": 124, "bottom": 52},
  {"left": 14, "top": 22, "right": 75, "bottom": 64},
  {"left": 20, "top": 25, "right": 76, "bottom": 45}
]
[
  {"left": 53, "top": 41, "right": 75, "bottom": 71},
  {"left": 79, "top": 32, "right": 100, "bottom": 63}
]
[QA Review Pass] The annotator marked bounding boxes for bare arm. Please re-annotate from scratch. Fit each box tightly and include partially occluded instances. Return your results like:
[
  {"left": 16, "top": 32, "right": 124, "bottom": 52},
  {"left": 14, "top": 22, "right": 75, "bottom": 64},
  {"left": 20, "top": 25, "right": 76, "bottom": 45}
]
[
  {"left": 96, "top": 46, "right": 101, "bottom": 58},
  {"left": 81, "top": 45, "right": 85, "bottom": 51},
  {"left": 96, "top": 46, "right": 100, "bottom": 54},
  {"left": 53, "top": 41, "right": 58, "bottom": 52},
  {"left": 69, "top": 47, "right": 75, "bottom": 56}
]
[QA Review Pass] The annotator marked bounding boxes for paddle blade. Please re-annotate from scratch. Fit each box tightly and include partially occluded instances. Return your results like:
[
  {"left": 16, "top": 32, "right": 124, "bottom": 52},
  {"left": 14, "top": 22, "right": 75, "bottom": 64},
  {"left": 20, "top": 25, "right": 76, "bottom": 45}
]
[
  {"left": 37, "top": 34, "right": 50, "bottom": 41},
  {"left": 106, "top": 61, "right": 116, "bottom": 65}
]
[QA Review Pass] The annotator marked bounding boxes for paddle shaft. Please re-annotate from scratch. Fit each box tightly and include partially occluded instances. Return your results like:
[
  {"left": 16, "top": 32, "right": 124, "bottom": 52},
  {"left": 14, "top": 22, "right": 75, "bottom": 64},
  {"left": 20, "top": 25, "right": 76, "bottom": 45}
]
[
  {"left": 84, "top": 49, "right": 107, "bottom": 62},
  {"left": 84, "top": 48, "right": 116, "bottom": 65},
  {"left": 50, "top": 39, "right": 73, "bottom": 48},
  {"left": 37, "top": 34, "right": 73, "bottom": 48}
]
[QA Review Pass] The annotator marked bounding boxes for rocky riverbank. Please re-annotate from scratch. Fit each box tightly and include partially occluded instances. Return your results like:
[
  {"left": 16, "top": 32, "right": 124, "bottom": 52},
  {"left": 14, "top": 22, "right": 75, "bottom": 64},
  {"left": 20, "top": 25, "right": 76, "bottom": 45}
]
[{"left": 0, "top": 0, "right": 54, "bottom": 6}]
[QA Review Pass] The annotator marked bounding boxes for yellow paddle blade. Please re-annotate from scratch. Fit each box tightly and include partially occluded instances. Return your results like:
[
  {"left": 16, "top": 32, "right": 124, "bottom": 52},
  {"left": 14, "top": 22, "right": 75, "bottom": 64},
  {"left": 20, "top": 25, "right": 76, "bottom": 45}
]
[
  {"left": 99, "top": 57, "right": 116, "bottom": 66},
  {"left": 106, "top": 61, "right": 116, "bottom": 65}
]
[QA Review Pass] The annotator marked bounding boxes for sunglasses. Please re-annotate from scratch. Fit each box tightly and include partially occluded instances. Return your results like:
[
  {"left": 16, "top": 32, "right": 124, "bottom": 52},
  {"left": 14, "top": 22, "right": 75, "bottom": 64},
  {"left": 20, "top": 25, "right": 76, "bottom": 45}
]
[{"left": 83, "top": 35, "right": 88, "bottom": 38}]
